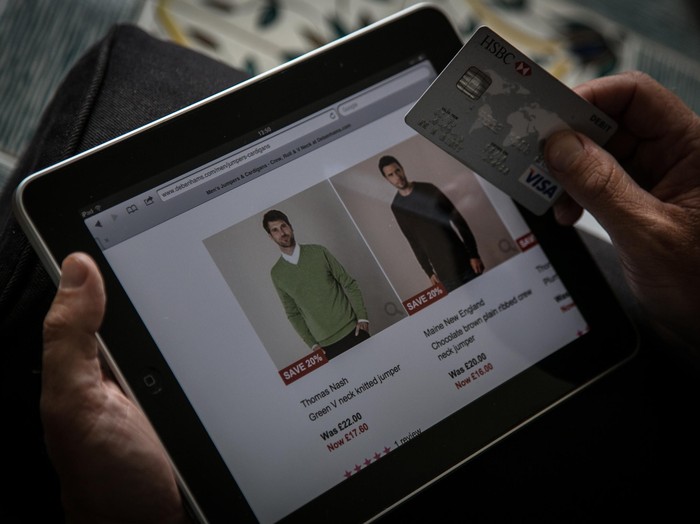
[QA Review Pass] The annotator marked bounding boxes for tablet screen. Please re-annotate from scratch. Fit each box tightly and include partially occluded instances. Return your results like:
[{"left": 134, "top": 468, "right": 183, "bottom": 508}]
[
  {"left": 16, "top": 6, "right": 637, "bottom": 523},
  {"left": 85, "top": 59, "right": 578, "bottom": 520}
]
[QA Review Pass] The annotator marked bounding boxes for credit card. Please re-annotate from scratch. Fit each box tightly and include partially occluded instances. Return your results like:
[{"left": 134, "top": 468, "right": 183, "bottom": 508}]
[{"left": 405, "top": 26, "right": 617, "bottom": 215}]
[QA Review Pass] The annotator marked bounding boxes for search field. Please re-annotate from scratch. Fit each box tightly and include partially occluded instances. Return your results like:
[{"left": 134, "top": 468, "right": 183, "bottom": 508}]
[
  {"left": 339, "top": 66, "right": 432, "bottom": 116},
  {"left": 158, "top": 109, "right": 338, "bottom": 201}
]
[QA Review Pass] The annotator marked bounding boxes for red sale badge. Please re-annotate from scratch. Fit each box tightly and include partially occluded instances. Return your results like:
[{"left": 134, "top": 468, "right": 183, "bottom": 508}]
[
  {"left": 279, "top": 348, "right": 328, "bottom": 385},
  {"left": 402, "top": 283, "right": 447, "bottom": 315}
]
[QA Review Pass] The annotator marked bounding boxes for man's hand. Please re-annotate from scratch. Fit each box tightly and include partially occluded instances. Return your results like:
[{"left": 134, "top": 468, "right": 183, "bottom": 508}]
[
  {"left": 41, "top": 253, "right": 190, "bottom": 524},
  {"left": 355, "top": 321, "right": 370, "bottom": 336},
  {"left": 470, "top": 258, "right": 485, "bottom": 275},
  {"left": 544, "top": 71, "right": 700, "bottom": 353}
]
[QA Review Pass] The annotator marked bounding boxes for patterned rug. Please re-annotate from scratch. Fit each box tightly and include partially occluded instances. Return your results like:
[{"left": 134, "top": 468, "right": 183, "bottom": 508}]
[{"left": 1, "top": 0, "right": 699, "bottom": 198}]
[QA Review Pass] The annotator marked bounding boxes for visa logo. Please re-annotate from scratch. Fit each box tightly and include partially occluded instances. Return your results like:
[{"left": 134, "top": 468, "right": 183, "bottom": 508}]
[{"left": 519, "top": 167, "right": 559, "bottom": 200}]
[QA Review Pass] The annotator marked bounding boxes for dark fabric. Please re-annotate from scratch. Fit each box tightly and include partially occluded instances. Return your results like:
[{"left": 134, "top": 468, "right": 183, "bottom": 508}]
[
  {"left": 0, "top": 24, "right": 248, "bottom": 523},
  {"left": 324, "top": 327, "right": 371, "bottom": 360},
  {"left": 391, "top": 181, "right": 480, "bottom": 291}
]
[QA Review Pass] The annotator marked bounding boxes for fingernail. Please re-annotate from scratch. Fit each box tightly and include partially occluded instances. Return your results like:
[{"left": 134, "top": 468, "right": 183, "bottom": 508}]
[
  {"left": 547, "top": 131, "right": 584, "bottom": 173},
  {"left": 60, "top": 255, "right": 88, "bottom": 289}
]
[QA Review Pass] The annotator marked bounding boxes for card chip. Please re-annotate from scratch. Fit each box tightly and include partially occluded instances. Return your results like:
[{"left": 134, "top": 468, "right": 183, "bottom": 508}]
[{"left": 456, "top": 67, "right": 491, "bottom": 100}]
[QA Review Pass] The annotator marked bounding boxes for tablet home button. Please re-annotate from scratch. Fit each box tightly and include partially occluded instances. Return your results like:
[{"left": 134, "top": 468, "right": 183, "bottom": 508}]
[{"left": 142, "top": 368, "right": 163, "bottom": 395}]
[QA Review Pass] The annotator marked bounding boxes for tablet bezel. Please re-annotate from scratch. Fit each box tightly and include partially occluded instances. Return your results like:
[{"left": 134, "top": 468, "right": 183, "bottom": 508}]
[{"left": 13, "top": 5, "right": 638, "bottom": 523}]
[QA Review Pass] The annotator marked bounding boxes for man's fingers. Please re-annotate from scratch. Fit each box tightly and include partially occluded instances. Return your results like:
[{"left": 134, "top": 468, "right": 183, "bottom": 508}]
[
  {"left": 355, "top": 322, "right": 369, "bottom": 335},
  {"left": 42, "top": 253, "right": 106, "bottom": 399},
  {"left": 544, "top": 130, "right": 656, "bottom": 236},
  {"left": 551, "top": 191, "right": 583, "bottom": 226}
]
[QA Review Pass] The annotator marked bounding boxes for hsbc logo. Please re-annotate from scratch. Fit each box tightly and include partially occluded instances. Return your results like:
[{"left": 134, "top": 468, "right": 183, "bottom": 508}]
[{"left": 515, "top": 61, "right": 532, "bottom": 76}]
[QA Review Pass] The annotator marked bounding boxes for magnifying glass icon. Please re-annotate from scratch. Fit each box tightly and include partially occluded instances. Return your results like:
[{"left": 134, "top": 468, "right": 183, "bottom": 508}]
[
  {"left": 498, "top": 238, "right": 518, "bottom": 254},
  {"left": 385, "top": 302, "right": 404, "bottom": 316}
]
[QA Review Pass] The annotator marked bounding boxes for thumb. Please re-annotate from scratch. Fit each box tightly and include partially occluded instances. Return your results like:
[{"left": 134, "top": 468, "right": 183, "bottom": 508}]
[
  {"left": 42, "top": 253, "right": 106, "bottom": 403},
  {"left": 545, "top": 130, "right": 653, "bottom": 236}
]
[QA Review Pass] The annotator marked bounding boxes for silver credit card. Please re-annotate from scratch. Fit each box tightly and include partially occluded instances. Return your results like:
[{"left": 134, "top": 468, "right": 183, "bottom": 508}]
[{"left": 405, "top": 26, "right": 617, "bottom": 215}]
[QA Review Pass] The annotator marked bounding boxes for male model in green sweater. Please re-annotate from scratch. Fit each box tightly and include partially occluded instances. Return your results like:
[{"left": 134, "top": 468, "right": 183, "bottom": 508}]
[{"left": 263, "top": 209, "right": 370, "bottom": 360}]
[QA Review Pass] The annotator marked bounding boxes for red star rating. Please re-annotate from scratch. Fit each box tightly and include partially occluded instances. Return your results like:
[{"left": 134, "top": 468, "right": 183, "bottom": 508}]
[
  {"left": 343, "top": 446, "right": 395, "bottom": 478},
  {"left": 515, "top": 61, "right": 532, "bottom": 76}
]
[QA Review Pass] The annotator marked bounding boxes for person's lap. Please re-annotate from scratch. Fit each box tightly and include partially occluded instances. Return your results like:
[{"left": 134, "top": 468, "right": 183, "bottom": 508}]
[
  {"left": 0, "top": 24, "right": 248, "bottom": 523},
  {"left": 1, "top": 23, "right": 697, "bottom": 523}
]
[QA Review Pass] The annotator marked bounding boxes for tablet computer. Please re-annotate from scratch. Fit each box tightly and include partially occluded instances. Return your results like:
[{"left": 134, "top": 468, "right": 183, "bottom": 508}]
[{"left": 13, "top": 4, "right": 638, "bottom": 523}]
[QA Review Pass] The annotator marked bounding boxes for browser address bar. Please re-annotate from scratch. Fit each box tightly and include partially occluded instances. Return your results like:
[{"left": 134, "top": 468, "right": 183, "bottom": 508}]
[{"left": 158, "top": 109, "right": 338, "bottom": 201}]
